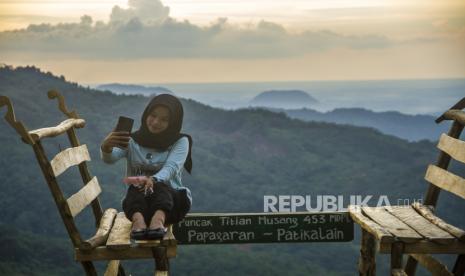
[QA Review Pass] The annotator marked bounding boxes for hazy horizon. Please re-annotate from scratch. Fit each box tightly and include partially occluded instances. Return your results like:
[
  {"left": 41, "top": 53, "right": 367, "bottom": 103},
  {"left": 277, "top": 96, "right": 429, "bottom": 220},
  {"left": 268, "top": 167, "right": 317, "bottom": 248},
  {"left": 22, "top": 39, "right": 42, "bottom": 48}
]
[
  {"left": 89, "top": 77, "right": 465, "bottom": 115},
  {"left": 88, "top": 76, "right": 465, "bottom": 86}
]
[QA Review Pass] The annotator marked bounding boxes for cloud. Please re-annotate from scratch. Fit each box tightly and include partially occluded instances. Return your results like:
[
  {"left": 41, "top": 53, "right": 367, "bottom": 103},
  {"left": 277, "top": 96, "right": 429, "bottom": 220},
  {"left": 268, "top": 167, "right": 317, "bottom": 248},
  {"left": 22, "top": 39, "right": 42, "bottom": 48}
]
[
  {"left": 0, "top": 0, "right": 395, "bottom": 60},
  {"left": 109, "top": 0, "right": 170, "bottom": 25}
]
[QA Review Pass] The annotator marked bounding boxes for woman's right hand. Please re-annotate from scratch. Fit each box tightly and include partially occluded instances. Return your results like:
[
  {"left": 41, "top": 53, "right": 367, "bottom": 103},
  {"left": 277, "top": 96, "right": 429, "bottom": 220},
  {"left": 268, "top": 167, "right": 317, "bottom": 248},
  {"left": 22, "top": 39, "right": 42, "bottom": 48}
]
[{"left": 101, "top": 131, "right": 130, "bottom": 153}]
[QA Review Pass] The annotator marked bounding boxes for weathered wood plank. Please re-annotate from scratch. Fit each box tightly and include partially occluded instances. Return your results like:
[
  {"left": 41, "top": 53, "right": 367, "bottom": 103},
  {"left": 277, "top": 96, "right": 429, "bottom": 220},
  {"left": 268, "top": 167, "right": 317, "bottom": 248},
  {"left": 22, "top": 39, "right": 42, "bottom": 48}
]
[
  {"left": 391, "top": 242, "right": 404, "bottom": 274},
  {"left": 75, "top": 245, "right": 177, "bottom": 261},
  {"left": 136, "top": 239, "right": 162, "bottom": 247},
  {"left": 437, "top": 133, "right": 465, "bottom": 164},
  {"left": 32, "top": 141, "right": 82, "bottom": 246},
  {"left": 50, "top": 144, "right": 90, "bottom": 177},
  {"left": 379, "top": 240, "right": 465, "bottom": 254},
  {"left": 425, "top": 164, "right": 465, "bottom": 200},
  {"left": 362, "top": 207, "right": 422, "bottom": 243},
  {"left": 107, "top": 212, "right": 132, "bottom": 249},
  {"left": 66, "top": 127, "right": 103, "bottom": 225},
  {"left": 385, "top": 206, "right": 454, "bottom": 244},
  {"left": 153, "top": 246, "right": 169, "bottom": 274},
  {"left": 29, "top": 118, "right": 85, "bottom": 141},
  {"left": 164, "top": 225, "right": 176, "bottom": 245},
  {"left": 424, "top": 121, "right": 463, "bottom": 206},
  {"left": 391, "top": 269, "right": 407, "bottom": 276},
  {"left": 81, "top": 208, "right": 118, "bottom": 250},
  {"left": 444, "top": 110, "right": 465, "bottom": 126},
  {"left": 412, "top": 203, "right": 465, "bottom": 241},
  {"left": 404, "top": 258, "right": 418, "bottom": 276},
  {"left": 348, "top": 205, "right": 394, "bottom": 244},
  {"left": 104, "top": 260, "right": 120, "bottom": 276},
  {"left": 136, "top": 225, "right": 177, "bottom": 247},
  {"left": 410, "top": 254, "right": 453, "bottom": 276},
  {"left": 359, "top": 229, "right": 377, "bottom": 276},
  {"left": 453, "top": 254, "right": 465, "bottom": 275},
  {"left": 0, "top": 95, "right": 35, "bottom": 145},
  {"left": 47, "top": 90, "right": 80, "bottom": 119},
  {"left": 67, "top": 177, "right": 102, "bottom": 217}
]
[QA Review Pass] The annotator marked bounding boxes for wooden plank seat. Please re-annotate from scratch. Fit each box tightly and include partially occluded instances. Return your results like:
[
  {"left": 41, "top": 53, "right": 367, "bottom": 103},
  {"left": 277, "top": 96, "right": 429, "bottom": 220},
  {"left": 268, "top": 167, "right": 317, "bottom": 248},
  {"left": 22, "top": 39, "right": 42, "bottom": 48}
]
[
  {"left": 349, "top": 205, "right": 465, "bottom": 253},
  {"left": 349, "top": 204, "right": 465, "bottom": 276},
  {"left": 77, "top": 211, "right": 177, "bottom": 262},
  {"left": 349, "top": 102, "right": 465, "bottom": 276},
  {"left": 77, "top": 211, "right": 177, "bottom": 276}
]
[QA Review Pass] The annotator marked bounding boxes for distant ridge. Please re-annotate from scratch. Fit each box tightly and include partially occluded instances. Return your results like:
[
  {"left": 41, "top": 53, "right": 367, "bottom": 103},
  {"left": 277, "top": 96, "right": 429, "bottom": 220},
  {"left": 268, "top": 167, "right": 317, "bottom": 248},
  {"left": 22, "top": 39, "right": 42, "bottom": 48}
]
[
  {"left": 276, "top": 107, "right": 448, "bottom": 141},
  {"left": 97, "top": 83, "right": 173, "bottom": 95},
  {"left": 250, "top": 90, "right": 318, "bottom": 109}
]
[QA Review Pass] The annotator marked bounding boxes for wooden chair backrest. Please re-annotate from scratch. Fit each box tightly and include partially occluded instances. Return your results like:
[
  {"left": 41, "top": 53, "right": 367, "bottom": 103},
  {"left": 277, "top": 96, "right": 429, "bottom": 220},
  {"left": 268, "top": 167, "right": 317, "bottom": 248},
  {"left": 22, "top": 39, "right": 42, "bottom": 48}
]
[
  {"left": 0, "top": 90, "right": 103, "bottom": 248},
  {"left": 424, "top": 109, "right": 465, "bottom": 207}
]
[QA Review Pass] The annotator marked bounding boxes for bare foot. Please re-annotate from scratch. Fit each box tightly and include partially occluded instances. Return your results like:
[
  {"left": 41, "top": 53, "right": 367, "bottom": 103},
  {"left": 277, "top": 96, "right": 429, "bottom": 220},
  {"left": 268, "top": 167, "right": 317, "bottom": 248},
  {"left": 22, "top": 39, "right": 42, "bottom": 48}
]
[
  {"left": 150, "top": 210, "right": 166, "bottom": 229},
  {"left": 131, "top": 212, "right": 147, "bottom": 230}
]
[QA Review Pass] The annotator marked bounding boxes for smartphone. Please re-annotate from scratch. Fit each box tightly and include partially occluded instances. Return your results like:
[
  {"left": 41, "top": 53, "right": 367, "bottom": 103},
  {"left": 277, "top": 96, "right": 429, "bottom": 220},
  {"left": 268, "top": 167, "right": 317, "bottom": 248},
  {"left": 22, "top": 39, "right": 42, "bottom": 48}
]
[{"left": 115, "top": 116, "right": 134, "bottom": 133}]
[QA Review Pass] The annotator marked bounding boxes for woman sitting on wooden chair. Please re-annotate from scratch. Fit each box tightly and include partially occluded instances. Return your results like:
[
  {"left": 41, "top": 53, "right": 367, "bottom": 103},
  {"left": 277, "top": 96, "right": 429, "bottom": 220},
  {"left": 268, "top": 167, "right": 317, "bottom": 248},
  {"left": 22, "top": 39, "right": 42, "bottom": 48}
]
[{"left": 100, "top": 94, "right": 193, "bottom": 240}]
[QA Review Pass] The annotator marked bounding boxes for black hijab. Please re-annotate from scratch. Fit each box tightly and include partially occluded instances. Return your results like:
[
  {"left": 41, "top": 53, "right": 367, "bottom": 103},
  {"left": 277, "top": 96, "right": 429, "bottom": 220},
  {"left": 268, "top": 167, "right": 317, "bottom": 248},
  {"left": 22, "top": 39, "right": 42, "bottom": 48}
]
[{"left": 131, "top": 94, "right": 193, "bottom": 173}]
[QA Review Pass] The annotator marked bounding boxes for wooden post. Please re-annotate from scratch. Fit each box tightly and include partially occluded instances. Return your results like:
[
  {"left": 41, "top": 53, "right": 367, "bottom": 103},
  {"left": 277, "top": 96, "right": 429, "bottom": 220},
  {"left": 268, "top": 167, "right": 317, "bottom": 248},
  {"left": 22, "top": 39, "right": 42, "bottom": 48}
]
[
  {"left": 81, "top": 261, "right": 98, "bottom": 276},
  {"left": 452, "top": 254, "right": 465, "bottom": 276},
  {"left": 359, "top": 229, "right": 376, "bottom": 276},
  {"left": 404, "top": 257, "right": 418, "bottom": 275},
  {"left": 391, "top": 242, "right": 404, "bottom": 275},
  {"left": 117, "top": 264, "right": 127, "bottom": 276},
  {"left": 153, "top": 247, "right": 169, "bottom": 276}
]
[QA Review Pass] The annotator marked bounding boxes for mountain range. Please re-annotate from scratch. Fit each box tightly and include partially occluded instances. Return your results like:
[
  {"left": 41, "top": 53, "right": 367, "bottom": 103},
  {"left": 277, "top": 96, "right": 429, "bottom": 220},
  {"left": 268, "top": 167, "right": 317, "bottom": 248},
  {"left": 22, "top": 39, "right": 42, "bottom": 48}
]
[
  {"left": 276, "top": 107, "right": 448, "bottom": 141},
  {"left": 97, "top": 83, "right": 173, "bottom": 95},
  {"left": 95, "top": 83, "right": 447, "bottom": 141}
]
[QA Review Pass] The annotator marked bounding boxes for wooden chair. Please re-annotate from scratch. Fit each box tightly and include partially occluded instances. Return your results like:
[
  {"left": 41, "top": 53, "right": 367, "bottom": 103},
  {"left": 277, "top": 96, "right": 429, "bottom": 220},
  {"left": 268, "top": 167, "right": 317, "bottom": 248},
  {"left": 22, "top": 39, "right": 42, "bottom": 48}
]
[
  {"left": 349, "top": 99, "right": 465, "bottom": 276},
  {"left": 0, "top": 90, "right": 176, "bottom": 276}
]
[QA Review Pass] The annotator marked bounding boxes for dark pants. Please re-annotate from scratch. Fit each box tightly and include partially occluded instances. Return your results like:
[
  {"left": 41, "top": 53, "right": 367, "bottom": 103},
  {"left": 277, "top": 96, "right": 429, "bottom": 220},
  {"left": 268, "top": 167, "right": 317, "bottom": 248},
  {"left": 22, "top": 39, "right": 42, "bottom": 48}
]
[{"left": 122, "top": 182, "right": 191, "bottom": 225}]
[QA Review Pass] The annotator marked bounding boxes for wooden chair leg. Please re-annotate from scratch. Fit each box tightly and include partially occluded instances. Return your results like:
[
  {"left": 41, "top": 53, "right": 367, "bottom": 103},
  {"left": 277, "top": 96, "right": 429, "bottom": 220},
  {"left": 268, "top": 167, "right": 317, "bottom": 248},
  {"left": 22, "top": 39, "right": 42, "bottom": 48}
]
[
  {"left": 153, "top": 246, "right": 169, "bottom": 276},
  {"left": 404, "top": 256, "right": 418, "bottom": 275},
  {"left": 104, "top": 260, "right": 126, "bottom": 276},
  {"left": 81, "top": 261, "right": 98, "bottom": 276},
  {"left": 391, "top": 242, "right": 404, "bottom": 275},
  {"left": 117, "top": 263, "right": 126, "bottom": 276},
  {"left": 359, "top": 229, "right": 377, "bottom": 276},
  {"left": 453, "top": 254, "right": 465, "bottom": 276}
]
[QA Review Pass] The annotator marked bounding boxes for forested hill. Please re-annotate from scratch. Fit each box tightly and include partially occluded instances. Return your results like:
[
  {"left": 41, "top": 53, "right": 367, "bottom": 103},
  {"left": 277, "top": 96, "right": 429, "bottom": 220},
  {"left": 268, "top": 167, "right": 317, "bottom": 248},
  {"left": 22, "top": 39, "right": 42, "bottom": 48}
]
[
  {"left": 279, "top": 107, "right": 447, "bottom": 142},
  {"left": 0, "top": 65, "right": 461, "bottom": 275}
]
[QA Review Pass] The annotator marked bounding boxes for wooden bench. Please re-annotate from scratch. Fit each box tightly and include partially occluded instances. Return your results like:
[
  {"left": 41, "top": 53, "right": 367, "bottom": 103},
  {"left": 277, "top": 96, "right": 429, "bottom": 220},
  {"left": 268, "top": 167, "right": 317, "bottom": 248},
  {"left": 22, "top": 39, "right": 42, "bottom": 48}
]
[
  {"left": 1, "top": 90, "right": 356, "bottom": 275},
  {"left": 349, "top": 100, "right": 465, "bottom": 276},
  {"left": 1, "top": 90, "right": 175, "bottom": 276}
]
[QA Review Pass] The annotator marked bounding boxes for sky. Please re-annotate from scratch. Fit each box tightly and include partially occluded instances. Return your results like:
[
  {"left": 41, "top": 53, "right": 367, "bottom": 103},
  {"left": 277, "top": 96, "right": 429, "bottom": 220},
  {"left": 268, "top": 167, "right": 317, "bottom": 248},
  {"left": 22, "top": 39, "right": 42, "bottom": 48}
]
[{"left": 0, "top": 0, "right": 464, "bottom": 83}]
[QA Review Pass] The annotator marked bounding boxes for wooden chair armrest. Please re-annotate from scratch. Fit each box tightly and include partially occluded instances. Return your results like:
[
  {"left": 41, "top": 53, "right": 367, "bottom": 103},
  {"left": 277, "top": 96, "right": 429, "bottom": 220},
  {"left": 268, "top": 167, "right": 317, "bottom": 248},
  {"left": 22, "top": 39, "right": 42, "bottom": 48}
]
[
  {"left": 444, "top": 110, "right": 465, "bottom": 126},
  {"left": 29, "top": 118, "right": 85, "bottom": 142},
  {"left": 80, "top": 208, "right": 118, "bottom": 251}
]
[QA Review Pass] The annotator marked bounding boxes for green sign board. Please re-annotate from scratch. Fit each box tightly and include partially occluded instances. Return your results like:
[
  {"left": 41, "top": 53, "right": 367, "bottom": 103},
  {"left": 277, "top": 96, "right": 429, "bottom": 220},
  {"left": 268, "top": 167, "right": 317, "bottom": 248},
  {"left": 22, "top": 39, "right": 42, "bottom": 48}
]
[{"left": 173, "top": 212, "right": 353, "bottom": 244}]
